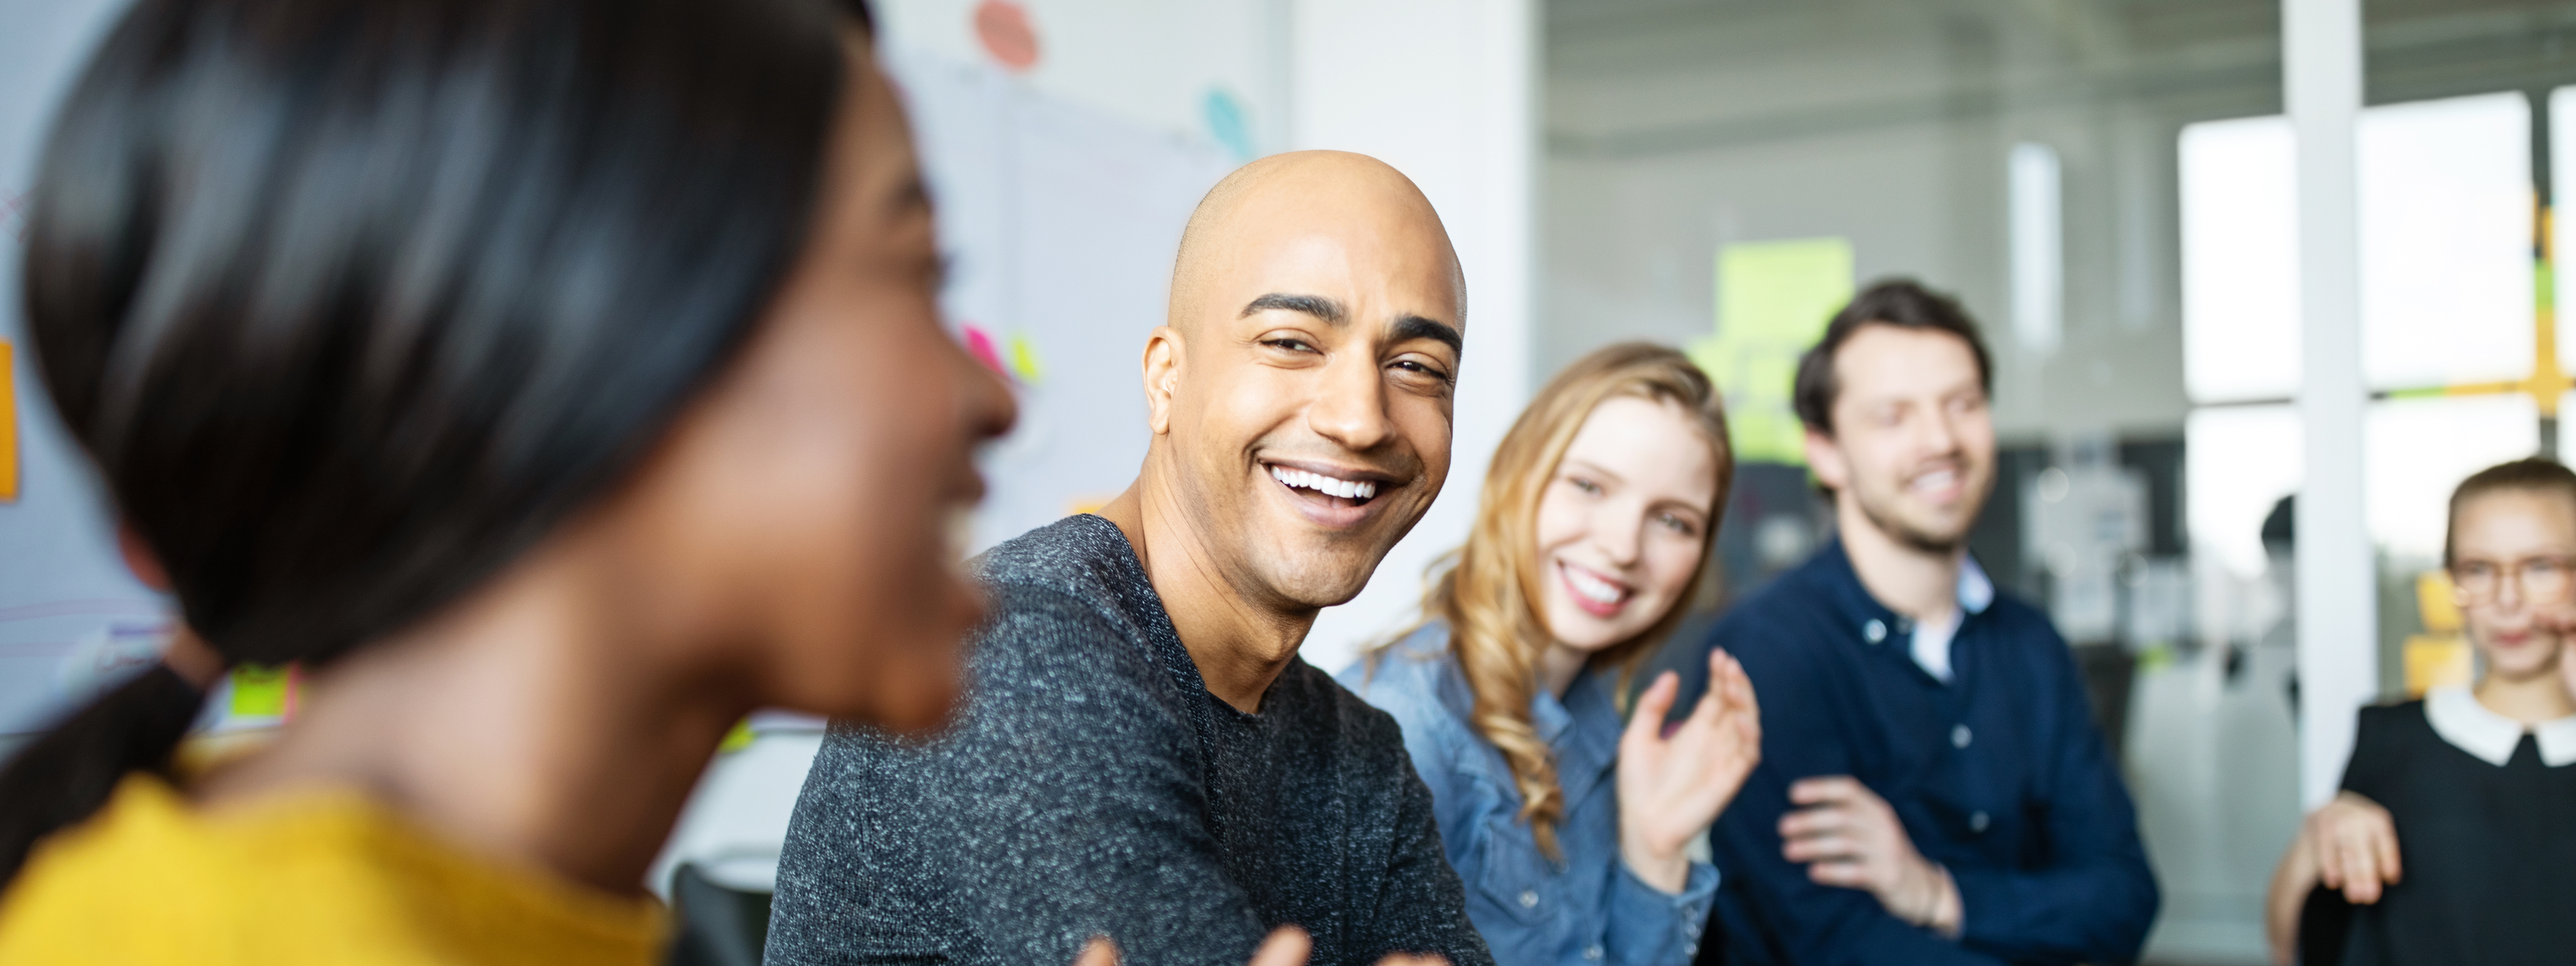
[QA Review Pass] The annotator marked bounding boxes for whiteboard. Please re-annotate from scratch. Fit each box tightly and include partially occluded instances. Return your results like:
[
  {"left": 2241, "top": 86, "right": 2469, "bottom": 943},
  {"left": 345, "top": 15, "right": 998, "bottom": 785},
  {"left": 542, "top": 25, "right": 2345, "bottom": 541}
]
[
  {"left": 0, "top": 0, "right": 167, "bottom": 737},
  {"left": 885, "top": 46, "right": 1234, "bottom": 554}
]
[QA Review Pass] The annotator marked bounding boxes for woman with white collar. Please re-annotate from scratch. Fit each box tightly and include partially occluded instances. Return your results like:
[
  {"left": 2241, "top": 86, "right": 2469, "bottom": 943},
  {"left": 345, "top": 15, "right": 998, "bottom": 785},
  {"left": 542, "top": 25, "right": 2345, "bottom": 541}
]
[{"left": 2263, "top": 457, "right": 2576, "bottom": 966}]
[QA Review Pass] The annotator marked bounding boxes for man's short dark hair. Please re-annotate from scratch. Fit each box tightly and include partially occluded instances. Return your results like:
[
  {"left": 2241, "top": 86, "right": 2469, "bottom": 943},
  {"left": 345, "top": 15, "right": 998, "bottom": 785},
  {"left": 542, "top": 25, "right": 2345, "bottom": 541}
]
[{"left": 1790, "top": 278, "right": 1994, "bottom": 436}]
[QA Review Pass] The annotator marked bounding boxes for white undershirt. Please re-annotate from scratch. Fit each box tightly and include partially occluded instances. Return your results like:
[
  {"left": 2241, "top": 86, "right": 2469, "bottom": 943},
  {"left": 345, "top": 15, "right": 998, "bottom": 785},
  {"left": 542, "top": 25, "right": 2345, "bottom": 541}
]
[{"left": 1909, "top": 557, "right": 1995, "bottom": 684}]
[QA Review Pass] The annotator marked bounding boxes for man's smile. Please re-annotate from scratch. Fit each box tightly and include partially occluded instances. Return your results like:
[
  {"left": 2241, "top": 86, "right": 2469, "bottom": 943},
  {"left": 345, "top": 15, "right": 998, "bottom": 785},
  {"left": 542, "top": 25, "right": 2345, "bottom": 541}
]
[{"left": 1261, "top": 458, "right": 1402, "bottom": 528}]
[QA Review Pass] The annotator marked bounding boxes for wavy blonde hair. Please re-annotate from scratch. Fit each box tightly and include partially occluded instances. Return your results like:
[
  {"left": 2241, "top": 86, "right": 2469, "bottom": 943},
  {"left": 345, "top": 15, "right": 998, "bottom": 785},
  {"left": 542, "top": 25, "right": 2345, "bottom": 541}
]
[{"left": 1373, "top": 343, "right": 1732, "bottom": 858}]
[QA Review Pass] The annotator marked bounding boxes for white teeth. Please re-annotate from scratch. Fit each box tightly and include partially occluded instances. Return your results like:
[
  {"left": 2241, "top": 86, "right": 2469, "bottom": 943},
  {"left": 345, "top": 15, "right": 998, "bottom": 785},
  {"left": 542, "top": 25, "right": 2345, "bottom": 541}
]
[
  {"left": 1270, "top": 466, "right": 1378, "bottom": 501},
  {"left": 1563, "top": 564, "right": 1625, "bottom": 604}
]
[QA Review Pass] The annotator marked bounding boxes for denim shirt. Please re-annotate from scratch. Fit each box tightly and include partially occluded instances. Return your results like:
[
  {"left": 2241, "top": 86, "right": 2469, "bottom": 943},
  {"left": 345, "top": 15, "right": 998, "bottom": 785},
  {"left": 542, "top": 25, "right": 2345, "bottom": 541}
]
[{"left": 1337, "top": 624, "right": 1718, "bottom": 966}]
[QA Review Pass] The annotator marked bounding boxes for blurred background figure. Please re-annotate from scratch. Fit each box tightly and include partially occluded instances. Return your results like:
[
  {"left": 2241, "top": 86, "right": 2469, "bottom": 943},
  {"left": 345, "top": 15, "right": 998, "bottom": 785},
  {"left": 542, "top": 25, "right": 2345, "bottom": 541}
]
[
  {"left": 1343, "top": 343, "right": 1759, "bottom": 966},
  {"left": 2263, "top": 457, "right": 2576, "bottom": 966},
  {"left": 6, "top": 1, "right": 2576, "bottom": 964},
  {"left": 0, "top": 0, "right": 1017, "bottom": 962},
  {"left": 1690, "top": 281, "right": 2157, "bottom": 965}
]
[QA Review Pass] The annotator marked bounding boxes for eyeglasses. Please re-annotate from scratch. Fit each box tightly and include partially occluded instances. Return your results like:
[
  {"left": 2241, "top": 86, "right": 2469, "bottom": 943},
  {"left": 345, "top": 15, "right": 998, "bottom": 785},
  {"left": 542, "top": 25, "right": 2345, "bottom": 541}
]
[{"left": 2449, "top": 555, "right": 2576, "bottom": 606}]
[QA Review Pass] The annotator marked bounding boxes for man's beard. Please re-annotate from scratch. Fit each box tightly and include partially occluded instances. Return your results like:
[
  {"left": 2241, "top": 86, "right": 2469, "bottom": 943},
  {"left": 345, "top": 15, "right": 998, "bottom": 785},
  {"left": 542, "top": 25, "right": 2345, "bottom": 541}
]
[{"left": 1851, "top": 472, "right": 1982, "bottom": 555}]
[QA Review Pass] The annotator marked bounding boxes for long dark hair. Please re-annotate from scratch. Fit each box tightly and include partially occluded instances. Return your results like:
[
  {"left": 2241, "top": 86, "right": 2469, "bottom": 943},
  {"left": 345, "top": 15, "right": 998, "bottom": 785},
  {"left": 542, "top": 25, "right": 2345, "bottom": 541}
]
[{"left": 1, "top": 0, "right": 870, "bottom": 885}]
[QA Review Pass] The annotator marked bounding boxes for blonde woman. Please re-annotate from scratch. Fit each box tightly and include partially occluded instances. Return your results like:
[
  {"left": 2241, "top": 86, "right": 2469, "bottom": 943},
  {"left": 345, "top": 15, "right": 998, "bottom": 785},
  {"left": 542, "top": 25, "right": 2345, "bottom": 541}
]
[{"left": 1339, "top": 343, "right": 1761, "bottom": 966}]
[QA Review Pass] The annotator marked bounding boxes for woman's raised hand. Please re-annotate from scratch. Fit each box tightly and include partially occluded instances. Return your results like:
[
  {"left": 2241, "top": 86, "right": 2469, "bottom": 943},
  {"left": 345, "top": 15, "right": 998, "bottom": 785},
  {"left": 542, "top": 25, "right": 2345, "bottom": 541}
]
[{"left": 1614, "top": 648, "right": 1763, "bottom": 893}]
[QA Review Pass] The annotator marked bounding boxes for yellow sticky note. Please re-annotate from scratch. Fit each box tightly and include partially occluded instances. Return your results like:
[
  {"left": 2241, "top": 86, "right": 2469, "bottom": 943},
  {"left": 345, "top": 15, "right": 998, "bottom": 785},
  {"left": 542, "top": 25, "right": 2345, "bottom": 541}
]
[
  {"left": 2402, "top": 635, "right": 2472, "bottom": 698},
  {"left": 230, "top": 665, "right": 290, "bottom": 717},
  {"left": 2414, "top": 570, "right": 2463, "bottom": 634},
  {"left": 1008, "top": 334, "right": 1043, "bottom": 385},
  {"left": 1, "top": 338, "right": 17, "bottom": 502},
  {"left": 1689, "top": 238, "right": 1855, "bottom": 466},
  {"left": 719, "top": 718, "right": 756, "bottom": 754}
]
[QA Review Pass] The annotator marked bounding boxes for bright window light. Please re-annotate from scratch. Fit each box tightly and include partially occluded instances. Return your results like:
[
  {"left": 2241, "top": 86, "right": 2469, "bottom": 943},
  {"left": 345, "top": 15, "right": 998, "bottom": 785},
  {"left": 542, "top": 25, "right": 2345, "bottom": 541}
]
[
  {"left": 2358, "top": 92, "right": 2532, "bottom": 391},
  {"left": 2185, "top": 405, "right": 2302, "bottom": 578},
  {"left": 2179, "top": 117, "right": 2299, "bottom": 404},
  {"left": 2551, "top": 89, "right": 2576, "bottom": 374},
  {"left": 2009, "top": 142, "right": 2063, "bottom": 356},
  {"left": 2367, "top": 395, "right": 2539, "bottom": 561}
]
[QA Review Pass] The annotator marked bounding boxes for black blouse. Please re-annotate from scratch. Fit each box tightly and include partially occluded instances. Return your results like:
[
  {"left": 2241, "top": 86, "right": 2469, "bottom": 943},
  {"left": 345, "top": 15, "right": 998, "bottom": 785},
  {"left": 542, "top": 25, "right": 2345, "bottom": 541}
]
[{"left": 2309, "top": 700, "right": 2576, "bottom": 965}]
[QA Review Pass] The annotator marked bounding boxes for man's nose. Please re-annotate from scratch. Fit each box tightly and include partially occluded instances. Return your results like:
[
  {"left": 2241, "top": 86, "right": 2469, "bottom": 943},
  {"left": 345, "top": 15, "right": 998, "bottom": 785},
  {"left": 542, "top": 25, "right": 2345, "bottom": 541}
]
[
  {"left": 1306, "top": 349, "right": 1395, "bottom": 453},
  {"left": 1920, "top": 405, "right": 1962, "bottom": 456}
]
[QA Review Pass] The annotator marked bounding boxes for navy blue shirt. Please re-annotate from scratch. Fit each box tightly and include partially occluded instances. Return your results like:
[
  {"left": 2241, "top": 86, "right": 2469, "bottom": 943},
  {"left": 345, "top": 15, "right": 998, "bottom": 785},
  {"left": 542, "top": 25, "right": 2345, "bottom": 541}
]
[{"left": 1682, "top": 540, "right": 2157, "bottom": 966}]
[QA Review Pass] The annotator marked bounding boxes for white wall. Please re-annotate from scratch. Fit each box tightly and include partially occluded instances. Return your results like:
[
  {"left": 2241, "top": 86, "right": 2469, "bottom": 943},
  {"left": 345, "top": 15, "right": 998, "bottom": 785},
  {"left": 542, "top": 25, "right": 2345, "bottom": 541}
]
[{"left": 1291, "top": 0, "right": 1539, "bottom": 674}]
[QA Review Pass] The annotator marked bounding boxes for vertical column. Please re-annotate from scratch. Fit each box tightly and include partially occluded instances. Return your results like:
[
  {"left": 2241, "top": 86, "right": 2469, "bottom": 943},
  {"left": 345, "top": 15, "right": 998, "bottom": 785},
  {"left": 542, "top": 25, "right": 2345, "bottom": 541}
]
[
  {"left": 2285, "top": 0, "right": 2375, "bottom": 809},
  {"left": 1289, "top": 0, "right": 1538, "bottom": 671}
]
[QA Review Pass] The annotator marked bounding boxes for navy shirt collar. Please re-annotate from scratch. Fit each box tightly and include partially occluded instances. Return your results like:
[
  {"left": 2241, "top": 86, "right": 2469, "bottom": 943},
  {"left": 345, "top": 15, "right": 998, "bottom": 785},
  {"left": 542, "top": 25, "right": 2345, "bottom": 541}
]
[{"left": 1804, "top": 538, "right": 1991, "bottom": 684}]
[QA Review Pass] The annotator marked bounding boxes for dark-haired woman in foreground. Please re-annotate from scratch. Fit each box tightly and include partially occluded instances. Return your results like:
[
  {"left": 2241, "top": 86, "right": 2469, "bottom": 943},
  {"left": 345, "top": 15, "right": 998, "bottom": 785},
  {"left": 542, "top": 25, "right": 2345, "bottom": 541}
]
[{"left": 0, "top": 0, "right": 1014, "bottom": 961}]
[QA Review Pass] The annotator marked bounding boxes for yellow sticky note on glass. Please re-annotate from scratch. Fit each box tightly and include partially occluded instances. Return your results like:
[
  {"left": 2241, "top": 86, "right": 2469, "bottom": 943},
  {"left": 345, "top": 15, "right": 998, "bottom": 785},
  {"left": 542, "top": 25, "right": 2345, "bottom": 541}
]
[
  {"left": 230, "top": 665, "right": 290, "bottom": 717},
  {"left": 1, "top": 338, "right": 18, "bottom": 502},
  {"left": 2402, "top": 635, "right": 2472, "bottom": 698},
  {"left": 1687, "top": 238, "right": 1854, "bottom": 466},
  {"left": 2415, "top": 570, "right": 2463, "bottom": 634},
  {"left": 719, "top": 718, "right": 756, "bottom": 754},
  {"left": 1007, "top": 334, "right": 1043, "bottom": 385}
]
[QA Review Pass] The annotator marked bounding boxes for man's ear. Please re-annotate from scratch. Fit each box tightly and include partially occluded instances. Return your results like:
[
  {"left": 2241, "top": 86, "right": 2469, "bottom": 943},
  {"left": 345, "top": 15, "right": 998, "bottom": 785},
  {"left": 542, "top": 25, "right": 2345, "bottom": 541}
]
[
  {"left": 1804, "top": 427, "right": 1851, "bottom": 492},
  {"left": 1141, "top": 325, "right": 1185, "bottom": 437}
]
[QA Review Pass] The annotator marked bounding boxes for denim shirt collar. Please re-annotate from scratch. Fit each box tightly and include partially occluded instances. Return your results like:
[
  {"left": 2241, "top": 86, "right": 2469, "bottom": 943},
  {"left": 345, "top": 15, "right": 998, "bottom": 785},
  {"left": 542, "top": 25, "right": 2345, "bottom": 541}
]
[{"left": 1535, "top": 664, "right": 1623, "bottom": 810}]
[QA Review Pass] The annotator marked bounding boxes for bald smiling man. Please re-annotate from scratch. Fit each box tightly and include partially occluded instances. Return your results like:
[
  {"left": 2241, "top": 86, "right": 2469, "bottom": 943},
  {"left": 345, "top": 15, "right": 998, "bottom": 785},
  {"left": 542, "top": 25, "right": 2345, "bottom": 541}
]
[{"left": 765, "top": 152, "right": 1494, "bottom": 966}]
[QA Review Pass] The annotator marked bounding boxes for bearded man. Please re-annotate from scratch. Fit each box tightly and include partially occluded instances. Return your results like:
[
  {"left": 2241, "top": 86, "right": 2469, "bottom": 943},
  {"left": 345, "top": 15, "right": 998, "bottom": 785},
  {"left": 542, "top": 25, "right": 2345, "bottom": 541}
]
[{"left": 1685, "top": 280, "right": 2158, "bottom": 966}]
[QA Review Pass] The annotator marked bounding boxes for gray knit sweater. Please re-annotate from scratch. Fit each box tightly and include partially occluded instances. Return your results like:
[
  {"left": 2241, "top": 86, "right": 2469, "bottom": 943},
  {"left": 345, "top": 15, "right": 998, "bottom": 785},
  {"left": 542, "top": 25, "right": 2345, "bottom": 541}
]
[{"left": 764, "top": 514, "right": 1494, "bottom": 966}]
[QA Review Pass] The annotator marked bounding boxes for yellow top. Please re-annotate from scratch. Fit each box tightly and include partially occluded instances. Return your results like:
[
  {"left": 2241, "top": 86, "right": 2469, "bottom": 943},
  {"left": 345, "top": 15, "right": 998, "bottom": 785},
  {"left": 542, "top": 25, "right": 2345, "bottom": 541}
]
[{"left": 0, "top": 775, "right": 666, "bottom": 965}]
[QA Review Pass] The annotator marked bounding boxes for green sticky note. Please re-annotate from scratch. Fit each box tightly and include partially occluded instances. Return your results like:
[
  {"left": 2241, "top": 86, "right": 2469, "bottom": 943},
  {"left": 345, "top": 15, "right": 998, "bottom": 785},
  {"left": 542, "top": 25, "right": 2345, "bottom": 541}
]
[
  {"left": 1690, "top": 238, "right": 1855, "bottom": 466},
  {"left": 229, "top": 665, "right": 289, "bottom": 717}
]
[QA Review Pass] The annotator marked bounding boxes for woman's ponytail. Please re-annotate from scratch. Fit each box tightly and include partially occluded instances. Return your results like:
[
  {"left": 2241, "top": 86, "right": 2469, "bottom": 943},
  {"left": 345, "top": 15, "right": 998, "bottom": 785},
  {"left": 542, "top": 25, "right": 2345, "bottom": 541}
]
[{"left": 0, "top": 667, "right": 205, "bottom": 885}]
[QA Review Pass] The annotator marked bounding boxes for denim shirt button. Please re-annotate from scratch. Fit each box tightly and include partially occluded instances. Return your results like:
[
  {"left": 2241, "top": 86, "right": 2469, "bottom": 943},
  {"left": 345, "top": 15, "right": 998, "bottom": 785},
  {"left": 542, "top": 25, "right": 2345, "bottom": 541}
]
[
  {"left": 1971, "top": 810, "right": 1991, "bottom": 833},
  {"left": 1684, "top": 942, "right": 1699, "bottom": 957},
  {"left": 1863, "top": 619, "right": 1887, "bottom": 644},
  {"left": 1583, "top": 945, "right": 1603, "bottom": 961},
  {"left": 1519, "top": 890, "right": 1539, "bottom": 909},
  {"left": 1952, "top": 724, "right": 1973, "bottom": 749}
]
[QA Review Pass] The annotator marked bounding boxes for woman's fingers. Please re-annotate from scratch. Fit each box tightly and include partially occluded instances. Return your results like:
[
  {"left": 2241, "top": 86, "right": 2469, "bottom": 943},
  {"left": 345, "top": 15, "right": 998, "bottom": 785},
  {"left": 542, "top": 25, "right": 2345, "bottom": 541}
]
[
  {"left": 2338, "top": 830, "right": 2381, "bottom": 904},
  {"left": 2310, "top": 824, "right": 2344, "bottom": 890},
  {"left": 1249, "top": 926, "right": 1312, "bottom": 966},
  {"left": 1624, "top": 672, "right": 1680, "bottom": 749},
  {"left": 2369, "top": 817, "right": 2402, "bottom": 885},
  {"left": 1076, "top": 937, "right": 1119, "bottom": 966}
]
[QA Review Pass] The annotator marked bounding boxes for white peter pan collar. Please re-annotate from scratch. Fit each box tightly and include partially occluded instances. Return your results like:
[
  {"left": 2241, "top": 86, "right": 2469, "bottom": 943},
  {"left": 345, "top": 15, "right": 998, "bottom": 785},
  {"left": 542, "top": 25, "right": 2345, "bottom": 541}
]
[{"left": 2422, "top": 685, "right": 2576, "bottom": 767}]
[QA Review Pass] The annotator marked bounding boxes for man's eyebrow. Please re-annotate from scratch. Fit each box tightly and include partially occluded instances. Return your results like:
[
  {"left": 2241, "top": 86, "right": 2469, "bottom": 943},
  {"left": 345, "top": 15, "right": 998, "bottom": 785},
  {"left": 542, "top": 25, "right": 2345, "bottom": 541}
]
[
  {"left": 1390, "top": 315, "right": 1464, "bottom": 359},
  {"left": 1240, "top": 292, "right": 1347, "bottom": 324}
]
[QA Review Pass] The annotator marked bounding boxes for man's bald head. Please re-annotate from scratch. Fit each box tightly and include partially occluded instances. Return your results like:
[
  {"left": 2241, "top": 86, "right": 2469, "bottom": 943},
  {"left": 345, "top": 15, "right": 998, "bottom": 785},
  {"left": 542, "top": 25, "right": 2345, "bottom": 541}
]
[
  {"left": 1169, "top": 151, "right": 1464, "bottom": 337},
  {"left": 1115, "top": 150, "right": 1467, "bottom": 637}
]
